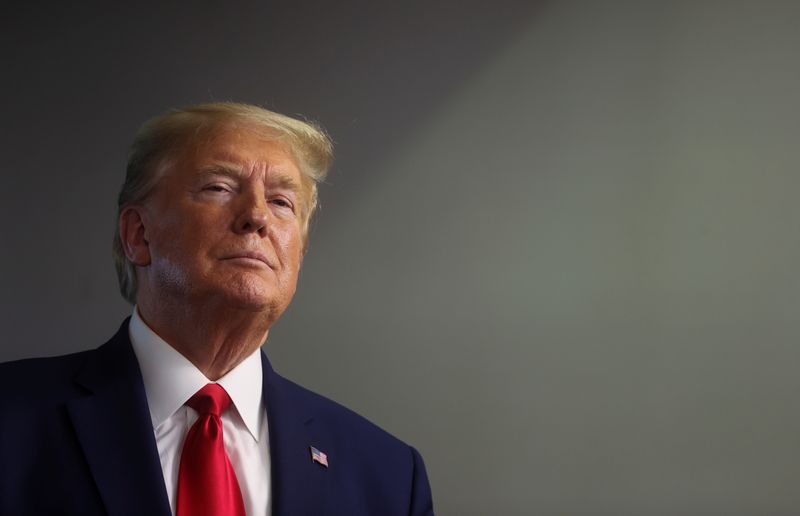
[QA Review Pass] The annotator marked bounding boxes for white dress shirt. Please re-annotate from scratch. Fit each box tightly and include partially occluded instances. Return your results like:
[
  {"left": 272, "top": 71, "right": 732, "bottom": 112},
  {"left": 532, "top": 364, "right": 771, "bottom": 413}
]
[{"left": 129, "top": 308, "right": 271, "bottom": 516}]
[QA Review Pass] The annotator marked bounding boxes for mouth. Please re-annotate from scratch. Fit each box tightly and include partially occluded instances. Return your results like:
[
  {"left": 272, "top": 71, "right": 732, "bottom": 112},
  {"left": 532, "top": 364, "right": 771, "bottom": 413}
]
[{"left": 221, "top": 251, "right": 275, "bottom": 269}]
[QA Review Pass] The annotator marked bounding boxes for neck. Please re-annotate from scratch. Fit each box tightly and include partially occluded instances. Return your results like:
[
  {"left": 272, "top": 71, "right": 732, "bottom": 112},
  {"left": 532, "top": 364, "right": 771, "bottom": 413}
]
[{"left": 136, "top": 295, "right": 271, "bottom": 381}]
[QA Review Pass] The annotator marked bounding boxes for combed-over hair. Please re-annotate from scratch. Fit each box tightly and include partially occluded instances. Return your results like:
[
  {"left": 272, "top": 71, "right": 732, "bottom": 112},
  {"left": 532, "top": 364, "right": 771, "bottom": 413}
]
[{"left": 112, "top": 102, "right": 333, "bottom": 305}]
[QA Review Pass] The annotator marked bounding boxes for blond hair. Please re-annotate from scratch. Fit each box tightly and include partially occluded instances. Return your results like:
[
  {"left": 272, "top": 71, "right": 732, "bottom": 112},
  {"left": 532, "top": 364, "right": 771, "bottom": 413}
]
[{"left": 112, "top": 102, "right": 333, "bottom": 304}]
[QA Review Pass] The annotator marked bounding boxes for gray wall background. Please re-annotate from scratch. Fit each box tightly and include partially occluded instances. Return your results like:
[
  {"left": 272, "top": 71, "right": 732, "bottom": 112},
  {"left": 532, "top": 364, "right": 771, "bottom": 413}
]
[{"left": 3, "top": 1, "right": 800, "bottom": 514}]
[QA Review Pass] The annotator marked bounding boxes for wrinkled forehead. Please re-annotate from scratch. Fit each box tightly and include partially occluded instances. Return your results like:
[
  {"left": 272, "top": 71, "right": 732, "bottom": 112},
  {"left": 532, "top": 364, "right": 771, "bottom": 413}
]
[
  {"left": 184, "top": 120, "right": 294, "bottom": 163},
  {"left": 161, "top": 121, "right": 313, "bottom": 192}
]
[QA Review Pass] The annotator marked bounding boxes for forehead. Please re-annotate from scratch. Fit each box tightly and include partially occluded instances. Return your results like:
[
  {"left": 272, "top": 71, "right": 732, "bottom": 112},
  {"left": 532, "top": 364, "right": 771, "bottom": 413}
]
[
  {"left": 149, "top": 123, "right": 314, "bottom": 210},
  {"left": 186, "top": 124, "right": 300, "bottom": 173}
]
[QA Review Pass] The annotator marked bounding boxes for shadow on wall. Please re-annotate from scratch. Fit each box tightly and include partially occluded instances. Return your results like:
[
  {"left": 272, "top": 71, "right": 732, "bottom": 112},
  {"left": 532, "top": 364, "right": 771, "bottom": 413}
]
[{"left": 0, "top": 0, "right": 546, "bottom": 359}]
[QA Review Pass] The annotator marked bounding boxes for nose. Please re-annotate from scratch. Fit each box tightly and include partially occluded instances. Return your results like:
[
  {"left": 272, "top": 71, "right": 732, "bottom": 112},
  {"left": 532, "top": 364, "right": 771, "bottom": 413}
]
[{"left": 234, "top": 192, "right": 269, "bottom": 236}]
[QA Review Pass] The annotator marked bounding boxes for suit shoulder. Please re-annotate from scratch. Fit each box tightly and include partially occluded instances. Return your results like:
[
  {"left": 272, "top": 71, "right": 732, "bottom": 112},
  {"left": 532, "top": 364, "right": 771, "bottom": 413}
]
[
  {"left": 0, "top": 349, "right": 91, "bottom": 382},
  {"left": 0, "top": 350, "right": 92, "bottom": 406},
  {"left": 273, "top": 372, "right": 409, "bottom": 450},
  {"left": 268, "top": 371, "right": 434, "bottom": 514}
]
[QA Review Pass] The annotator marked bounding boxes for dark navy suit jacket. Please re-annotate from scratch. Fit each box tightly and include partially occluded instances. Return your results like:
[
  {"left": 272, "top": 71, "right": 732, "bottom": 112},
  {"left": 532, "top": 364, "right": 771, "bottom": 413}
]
[{"left": 0, "top": 320, "right": 434, "bottom": 516}]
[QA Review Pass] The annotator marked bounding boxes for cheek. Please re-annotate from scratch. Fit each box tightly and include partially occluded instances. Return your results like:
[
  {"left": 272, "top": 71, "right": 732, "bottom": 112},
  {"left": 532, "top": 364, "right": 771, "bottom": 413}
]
[
  {"left": 152, "top": 257, "right": 192, "bottom": 292},
  {"left": 273, "top": 226, "right": 304, "bottom": 267},
  {"left": 154, "top": 211, "right": 220, "bottom": 256},
  {"left": 153, "top": 227, "right": 194, "bottom": 264},
  {"left": 148, "top": 221, "right": 215, "bottom": 280}
]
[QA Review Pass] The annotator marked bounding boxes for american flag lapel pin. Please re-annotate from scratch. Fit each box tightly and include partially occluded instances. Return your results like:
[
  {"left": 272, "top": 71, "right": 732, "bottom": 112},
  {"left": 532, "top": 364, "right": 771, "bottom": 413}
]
[{"left": 310, "top": 446, "right": 329, "bottom": 468}]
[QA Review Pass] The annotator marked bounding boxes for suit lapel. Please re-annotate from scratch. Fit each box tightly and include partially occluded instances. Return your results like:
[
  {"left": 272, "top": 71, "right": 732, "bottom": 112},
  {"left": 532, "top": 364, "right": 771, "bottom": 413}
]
[
  {"left": 67, "top": 322, "right": 171, "bottom": 516},
  {"left": 262, "top": 352, "right": 328, "bottom": 516}
]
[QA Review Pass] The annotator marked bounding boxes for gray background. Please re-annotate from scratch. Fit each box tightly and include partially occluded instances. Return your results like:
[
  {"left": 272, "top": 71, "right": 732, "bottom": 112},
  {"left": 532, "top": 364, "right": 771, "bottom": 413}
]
[{"left": 3, "top": 1, "right": 800, "bottom": 515}]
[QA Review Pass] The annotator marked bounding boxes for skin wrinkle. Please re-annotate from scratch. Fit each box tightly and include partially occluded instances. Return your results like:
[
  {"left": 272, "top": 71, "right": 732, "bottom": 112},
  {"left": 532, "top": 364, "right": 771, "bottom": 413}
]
[
  {"left": 122, "top": 126, "right": 307, "bottom": 380},
  {"left": 197, "top": 163, "right": 305, "bottom": 221}
]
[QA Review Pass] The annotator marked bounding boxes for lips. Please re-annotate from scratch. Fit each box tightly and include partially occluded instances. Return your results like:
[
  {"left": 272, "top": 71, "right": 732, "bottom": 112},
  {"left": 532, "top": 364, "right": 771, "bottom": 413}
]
[{"left": 221, "top": 251, "right": 275, "bottom": 269}]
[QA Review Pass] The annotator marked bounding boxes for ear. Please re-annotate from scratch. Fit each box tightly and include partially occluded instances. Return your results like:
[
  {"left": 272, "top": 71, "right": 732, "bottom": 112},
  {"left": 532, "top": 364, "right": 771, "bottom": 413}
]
[{"left": 118, "top": 206, "right": 151, "bottom": 266}]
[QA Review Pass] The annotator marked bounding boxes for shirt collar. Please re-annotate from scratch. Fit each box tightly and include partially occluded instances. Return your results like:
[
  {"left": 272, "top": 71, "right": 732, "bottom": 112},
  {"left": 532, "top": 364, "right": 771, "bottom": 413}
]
[{"left": 128, "top": 307, "right": 264, "bottom": 441}]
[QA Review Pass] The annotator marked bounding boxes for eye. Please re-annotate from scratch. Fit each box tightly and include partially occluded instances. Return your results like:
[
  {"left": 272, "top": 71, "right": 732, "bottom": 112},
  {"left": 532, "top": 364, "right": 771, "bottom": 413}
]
[
  {"left": 203, "top": 184, "right": 232, "bottom": 193},
  {"left": 269, "top": 197, "right": 294, "bottom": 210}
]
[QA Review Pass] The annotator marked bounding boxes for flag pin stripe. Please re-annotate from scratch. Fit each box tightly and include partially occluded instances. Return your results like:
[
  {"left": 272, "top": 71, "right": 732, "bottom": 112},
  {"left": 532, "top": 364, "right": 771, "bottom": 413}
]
[{"left": 310, "top": 446, "right": 329, "bottom": 468}]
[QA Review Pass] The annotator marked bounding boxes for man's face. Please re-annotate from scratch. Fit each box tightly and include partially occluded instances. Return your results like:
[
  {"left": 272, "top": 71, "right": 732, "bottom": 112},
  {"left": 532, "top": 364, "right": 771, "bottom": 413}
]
[{"left": 138, "top": 125, "right": 307, "bottom": 320}]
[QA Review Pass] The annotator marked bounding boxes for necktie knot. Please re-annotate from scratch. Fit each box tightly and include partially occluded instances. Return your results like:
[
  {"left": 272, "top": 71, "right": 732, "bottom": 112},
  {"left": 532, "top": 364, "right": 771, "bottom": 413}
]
[{"left": 186, "top": 383, "right": 232, "bottom": 417}]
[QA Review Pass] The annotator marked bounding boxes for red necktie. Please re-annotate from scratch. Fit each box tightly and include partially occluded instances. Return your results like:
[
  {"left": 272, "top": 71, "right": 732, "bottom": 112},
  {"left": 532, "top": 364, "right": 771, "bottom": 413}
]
[{"left": 176, "top": 384, "right": 246, "bottom": 516}]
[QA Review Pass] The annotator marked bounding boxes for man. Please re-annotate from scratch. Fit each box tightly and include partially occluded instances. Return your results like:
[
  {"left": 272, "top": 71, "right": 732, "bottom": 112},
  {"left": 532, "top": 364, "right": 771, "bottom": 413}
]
[{"left": 0, "top": 103, "right": 434, "bottom": 516}]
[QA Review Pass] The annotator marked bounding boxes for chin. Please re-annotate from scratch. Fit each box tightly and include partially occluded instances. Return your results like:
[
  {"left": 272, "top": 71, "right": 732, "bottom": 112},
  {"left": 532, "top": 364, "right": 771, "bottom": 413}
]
[
  {"left": 204, "top": 270, "right": 294, "bottom": 315},
  {"left": 219, "top": 282, "right": 288, "bottom": 315}
]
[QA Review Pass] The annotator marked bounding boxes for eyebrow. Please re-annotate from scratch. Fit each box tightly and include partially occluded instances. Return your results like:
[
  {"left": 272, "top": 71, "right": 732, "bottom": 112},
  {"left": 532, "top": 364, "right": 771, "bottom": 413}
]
[
  {"left": 270, "top": 174, "right": 303, "bottom": 194},
  {"left": 197, "top": 162, "right": 244, "bottom": 180},
  {"left": 198, "top": 162, "right": 303, "bottom": 194}
]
